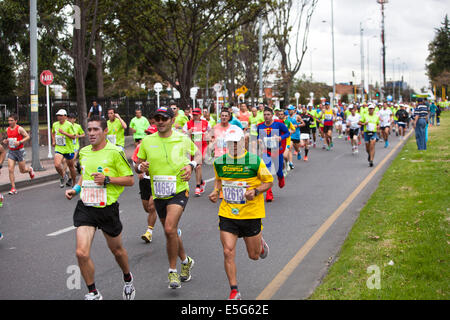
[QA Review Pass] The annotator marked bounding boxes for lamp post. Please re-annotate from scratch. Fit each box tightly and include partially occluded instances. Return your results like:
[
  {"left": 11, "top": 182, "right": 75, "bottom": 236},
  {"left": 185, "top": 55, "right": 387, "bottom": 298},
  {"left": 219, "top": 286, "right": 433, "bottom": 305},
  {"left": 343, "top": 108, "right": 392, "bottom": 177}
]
[
  {"left": 331, "top": 0, "right": 336, "bottom": 108},
  {"left": 377, "top": 0, "right": 388, "bottom": 99}
]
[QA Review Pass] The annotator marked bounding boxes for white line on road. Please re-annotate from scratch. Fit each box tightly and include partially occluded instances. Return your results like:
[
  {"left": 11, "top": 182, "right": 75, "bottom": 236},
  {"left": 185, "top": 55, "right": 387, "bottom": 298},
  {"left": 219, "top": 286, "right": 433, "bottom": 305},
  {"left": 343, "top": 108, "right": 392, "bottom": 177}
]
[{"left": 46, "top": 226, "right": 76, "bottom": 237}]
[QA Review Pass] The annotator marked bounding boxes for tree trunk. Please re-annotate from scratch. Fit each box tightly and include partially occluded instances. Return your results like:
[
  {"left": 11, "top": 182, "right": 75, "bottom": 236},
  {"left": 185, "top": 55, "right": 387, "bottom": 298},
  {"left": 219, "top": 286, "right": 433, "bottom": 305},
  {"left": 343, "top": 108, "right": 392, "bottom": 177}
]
[{"left": 95, "top": 35, "right": 104, "bottom": 98}]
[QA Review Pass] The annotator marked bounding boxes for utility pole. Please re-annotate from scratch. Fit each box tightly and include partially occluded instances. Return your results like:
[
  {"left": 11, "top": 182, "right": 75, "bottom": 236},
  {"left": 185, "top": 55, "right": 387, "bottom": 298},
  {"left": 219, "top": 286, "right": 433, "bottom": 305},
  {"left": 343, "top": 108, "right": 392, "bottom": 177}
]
[
  {"left": 360, "top": 22, "right": 365, "bottom": 102},
  {"left": 331, "top": 0, "right": 336, "bottom": 108},
  {"left": 258, "top": 15, "right": 264, "bottom": 102},
  {"left": 377, "top": 0, "right": 388, "bottom": 100},
  {"left": 30, "top": 0, "right": 43, "bottom": 171}
]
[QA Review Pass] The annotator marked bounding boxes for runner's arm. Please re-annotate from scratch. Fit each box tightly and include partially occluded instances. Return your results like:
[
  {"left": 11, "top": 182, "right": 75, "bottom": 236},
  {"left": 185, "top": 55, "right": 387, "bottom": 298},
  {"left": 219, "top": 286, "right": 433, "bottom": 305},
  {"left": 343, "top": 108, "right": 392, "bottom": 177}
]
[
  {"left": 65, "top": 176, "right": 83, "bottom": 200},
  {"left": 17, "top": 127, "right": 31, "bottom": 145}
]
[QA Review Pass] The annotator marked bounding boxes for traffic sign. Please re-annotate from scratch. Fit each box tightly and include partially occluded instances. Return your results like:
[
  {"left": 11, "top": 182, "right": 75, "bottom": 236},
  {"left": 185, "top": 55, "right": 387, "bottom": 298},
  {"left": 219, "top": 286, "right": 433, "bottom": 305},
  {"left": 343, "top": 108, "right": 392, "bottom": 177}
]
[
  {"left": 213, "top": 83, "right": 222, "bottom": 93},
  {"left": 235, "top": 85, "right": 248, "bottom": 96},
  {"left": 154, "top": 83, "right": 163, "bottom": 93},
  {"left": 40, "top": 70, "right": 53, "bottom": 86}
]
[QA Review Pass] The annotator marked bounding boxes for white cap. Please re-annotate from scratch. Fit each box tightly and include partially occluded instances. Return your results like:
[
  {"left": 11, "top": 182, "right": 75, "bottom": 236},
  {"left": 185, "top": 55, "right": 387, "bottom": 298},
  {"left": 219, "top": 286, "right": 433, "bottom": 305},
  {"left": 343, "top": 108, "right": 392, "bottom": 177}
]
[
  {"left": 224, "top": 127, "right": 245, "bottom": 142},
  {"left": 348, "top": 104, "right": 354, "bottom": 109},
  {"left": 368, "top": 104, "right": 375, "bottom": 109},
  {"left": 56, "top": 109, "right": 67, "bottom": 116}
]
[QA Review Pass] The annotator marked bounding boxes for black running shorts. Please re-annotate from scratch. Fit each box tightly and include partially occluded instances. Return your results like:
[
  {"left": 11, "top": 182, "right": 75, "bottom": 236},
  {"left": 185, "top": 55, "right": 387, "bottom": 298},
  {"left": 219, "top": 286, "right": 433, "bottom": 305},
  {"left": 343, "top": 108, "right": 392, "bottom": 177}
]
[
  {"left": 139, "top": 178, "right": 152, "bottom": 200},
  {"left": 73, "top": 200, "right": 122, "bottom": 237},
  {"left": 154, "top": 190, "right": 189, "bottom": 220},
  {"left": 219, "top": 216, "right": 262, "bottom": 238}
]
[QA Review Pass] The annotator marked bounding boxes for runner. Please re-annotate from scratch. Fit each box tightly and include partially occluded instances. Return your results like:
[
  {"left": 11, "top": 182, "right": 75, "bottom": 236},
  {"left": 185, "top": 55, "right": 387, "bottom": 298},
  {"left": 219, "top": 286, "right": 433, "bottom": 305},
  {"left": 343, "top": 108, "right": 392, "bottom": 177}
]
[
  {"left": 307, "top": 104, "right": 318, "bottom": 148},
  {"left": 171, "top": 102, "right": 189, "bottom": 131},
  {"left": 346, "top": 105, "right": 361, "bottom": 154},
  {"left": 287, "top": 105, "right": 303, "bottom": 161},
  {"left": 211, "top": 108, "right": 241, "bottom": 159},
  {"left": 320, "top": 102, "right": 336, "bottom": 151},
  {"left": 106, "top": 107, "right": 127, "bottom": 150},
  {"left": 379, "top": 103, "right": 393, "bottom": 148},
  {"left": 183, "top": 107, "right": 211, "bottom": 196},
  {"left": 299, "top": 106, "right": 314, "bottom": 161},
  {"left": 129, "top": 108, "right": 150, "bottom": 147},
  {"left": 257, "top": 107, "right": 290, "bottom": 202},
  {"left": 208, "top": 127, "right": 272, "bottom": 300},
  {"left": 395, "top": 104, "right": 409, "bottom": 140},
  {"left": 279, "top": 109, "right": 296, "bottom": 170},
  {"left": 52, "top": 109, "right": 77, "bottom": 188},
  {"left": 65, "top": 115, "right": 135, "bottom": 300},
  {"left": 359, "top": 104, "right": 380, "bottom": 167},
  {"left": 248, "top": 106, "right": 264, "bottom": 154},
  {"left": 3, "top": 114, "right": 34, "bottom": 194},
  {"left": 136, "top": 106, "right": 200, "bottom": 289}
]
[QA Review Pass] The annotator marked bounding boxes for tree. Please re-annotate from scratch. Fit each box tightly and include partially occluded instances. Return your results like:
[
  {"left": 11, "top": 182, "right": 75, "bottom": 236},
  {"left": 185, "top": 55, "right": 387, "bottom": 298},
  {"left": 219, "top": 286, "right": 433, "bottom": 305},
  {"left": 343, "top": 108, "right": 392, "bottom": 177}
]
[
  {"left": 113, "top": 0, "right": 269, "bottom": 109},
  {"left": 266, "top": 0, "right": 317, "bottom": 106},
  {"left": 426, "top": 14, "right": 450, "bottom": 88}
]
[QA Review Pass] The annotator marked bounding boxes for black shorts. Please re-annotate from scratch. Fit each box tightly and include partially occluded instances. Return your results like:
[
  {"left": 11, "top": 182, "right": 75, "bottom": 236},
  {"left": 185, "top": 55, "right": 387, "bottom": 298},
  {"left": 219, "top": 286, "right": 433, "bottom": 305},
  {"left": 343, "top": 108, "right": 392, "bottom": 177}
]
[
  {"left": 154, "top": 191, "right": 189, "bottom": 220},
  {"left": 309, "top": 127, "right": 317, "bottom": 134},
  {"left": 219, "top": 216, "right": 262, "bottom": 238},
  {"left": 73, "top": 200, "right": 122, "bottom": 237},
  {"left": 291, "top": 138, "right": 300, "bottom": 144},
  {"left": 324, "top": 125, "right": 333, "bottom": 133},
  {"left": 349, "top": 128, "right": 359, "bottom": 139},
  {"left": 139, "top": 178, "right": 152, "bottom": 200}
]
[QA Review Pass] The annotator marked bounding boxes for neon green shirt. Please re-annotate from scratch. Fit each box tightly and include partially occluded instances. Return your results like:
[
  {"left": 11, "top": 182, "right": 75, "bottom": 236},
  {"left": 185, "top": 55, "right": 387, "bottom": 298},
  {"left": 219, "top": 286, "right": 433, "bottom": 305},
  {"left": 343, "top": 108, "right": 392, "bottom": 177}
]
[
  {"left": 174, "top": 113, "right": 189, "bottom": 130},
  {"left": 249, "top": 114, "right": 261, "bottom": 136},
  {"left": 130, "top": 116, "right": 150, "bottom": 140},
  {"left": 137, "top": 130, "right": 197, "bottom": 199},
  {"left": 52, "top": 120, "right": 75, "bottom": 154},
  {"left": 79, "top": 142, "right": 133, "bottom": 207},
  {"left": 72, "top": 123, "right": 85, "bottom": 151},
  {"left": 107, "top": 118, "right": 125, "bottom": 147},
  {"left": 360, "top": 113, "right": 380, "bottom": 132}
]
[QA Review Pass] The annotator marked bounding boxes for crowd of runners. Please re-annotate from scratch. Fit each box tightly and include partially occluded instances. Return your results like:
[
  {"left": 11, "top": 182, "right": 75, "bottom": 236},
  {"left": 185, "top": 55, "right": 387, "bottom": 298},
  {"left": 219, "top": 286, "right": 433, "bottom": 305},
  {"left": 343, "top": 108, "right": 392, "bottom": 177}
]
[{"left": 0, "top": 96, "right": 443, "bottom": 300}]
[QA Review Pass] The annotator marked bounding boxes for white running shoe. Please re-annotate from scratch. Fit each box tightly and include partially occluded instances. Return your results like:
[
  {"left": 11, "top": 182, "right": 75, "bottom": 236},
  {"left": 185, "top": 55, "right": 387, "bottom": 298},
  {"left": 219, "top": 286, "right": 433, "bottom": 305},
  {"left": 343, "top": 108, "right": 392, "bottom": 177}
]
[{"left": 84, "top": 291, "right": 103, "bottom": 300}]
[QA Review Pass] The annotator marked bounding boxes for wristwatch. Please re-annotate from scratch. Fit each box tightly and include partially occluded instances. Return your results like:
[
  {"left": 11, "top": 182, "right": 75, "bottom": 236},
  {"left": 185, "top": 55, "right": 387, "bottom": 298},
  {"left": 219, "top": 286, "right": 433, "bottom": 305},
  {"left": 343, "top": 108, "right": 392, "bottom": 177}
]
[
  {"left": 253, "top": 188, "right": 260, "bottom": 196},
  {"left": 103, "top": 176, "right": 111, "bottom": 186}
]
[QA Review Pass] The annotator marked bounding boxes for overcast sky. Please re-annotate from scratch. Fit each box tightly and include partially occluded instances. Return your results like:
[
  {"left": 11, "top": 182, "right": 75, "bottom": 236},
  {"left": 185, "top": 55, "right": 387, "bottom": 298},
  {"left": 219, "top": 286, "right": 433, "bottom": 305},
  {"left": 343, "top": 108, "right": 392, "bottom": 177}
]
[{"left": 301, "top": 0, "right": 449, "bottom": 92}]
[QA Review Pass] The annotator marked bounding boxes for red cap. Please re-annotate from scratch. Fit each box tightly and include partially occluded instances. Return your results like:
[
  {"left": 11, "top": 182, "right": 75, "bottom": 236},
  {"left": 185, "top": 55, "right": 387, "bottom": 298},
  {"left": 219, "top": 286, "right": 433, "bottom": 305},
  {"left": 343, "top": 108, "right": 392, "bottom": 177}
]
[{"left": 192, "top": 108, "right": 202, "bottom": 114}]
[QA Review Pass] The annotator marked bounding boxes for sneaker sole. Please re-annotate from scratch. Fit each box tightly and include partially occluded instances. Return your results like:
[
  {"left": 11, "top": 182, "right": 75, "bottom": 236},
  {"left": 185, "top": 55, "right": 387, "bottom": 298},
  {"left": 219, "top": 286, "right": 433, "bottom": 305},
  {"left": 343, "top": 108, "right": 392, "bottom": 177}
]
[
  {"left": 168, "top": 283, "right": 181, "bottom": 289},
  {"left": 141, "top": 235, "right": 152, "bottom": 243}
]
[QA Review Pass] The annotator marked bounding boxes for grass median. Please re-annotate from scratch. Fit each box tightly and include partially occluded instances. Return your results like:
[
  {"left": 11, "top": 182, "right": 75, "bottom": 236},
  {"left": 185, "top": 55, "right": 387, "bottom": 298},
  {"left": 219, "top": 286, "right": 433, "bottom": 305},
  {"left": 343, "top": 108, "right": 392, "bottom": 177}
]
[{"left": 309, "top": 112, "right": 450, "bottom": 300}]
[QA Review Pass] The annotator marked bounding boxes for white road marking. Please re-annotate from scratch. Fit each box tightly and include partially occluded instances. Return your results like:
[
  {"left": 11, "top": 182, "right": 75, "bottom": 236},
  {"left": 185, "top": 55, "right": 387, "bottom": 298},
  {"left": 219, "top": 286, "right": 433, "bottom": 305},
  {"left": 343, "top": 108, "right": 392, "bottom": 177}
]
[{"left": 47, "top": 226, "right": 76, "bottom": 237}]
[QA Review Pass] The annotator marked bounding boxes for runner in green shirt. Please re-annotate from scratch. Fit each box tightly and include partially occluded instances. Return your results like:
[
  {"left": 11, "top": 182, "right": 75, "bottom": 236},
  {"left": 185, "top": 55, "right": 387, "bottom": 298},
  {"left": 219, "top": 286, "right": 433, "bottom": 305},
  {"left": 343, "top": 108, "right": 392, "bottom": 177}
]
[
  {"left": 129, "top": 109, "right": 149, "bottom": 146},
  {"left": 107, "top": 107, "right": 127, "bottom": 149},
  {"left": 136, "top": 106, "right": 201, "bottom": 290},
  {"left": 359, "top": 104, "right": 380, "bottom": 167},
  {"left": 52, "top": 109, "right": 77, "bottom": 188},
  {"left": 65, "top": 115, "right": 135, "bottom": 300}
]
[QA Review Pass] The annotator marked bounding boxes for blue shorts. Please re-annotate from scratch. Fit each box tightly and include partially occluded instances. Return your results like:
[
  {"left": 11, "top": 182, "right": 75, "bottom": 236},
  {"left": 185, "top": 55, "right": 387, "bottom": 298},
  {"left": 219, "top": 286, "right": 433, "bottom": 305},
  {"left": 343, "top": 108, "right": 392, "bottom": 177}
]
[
  {"left": 364, "top": 132, "right": 377, "bottom": 142},
  {"left": 56, "top": 151, "right": 75, "bottom": 160}
]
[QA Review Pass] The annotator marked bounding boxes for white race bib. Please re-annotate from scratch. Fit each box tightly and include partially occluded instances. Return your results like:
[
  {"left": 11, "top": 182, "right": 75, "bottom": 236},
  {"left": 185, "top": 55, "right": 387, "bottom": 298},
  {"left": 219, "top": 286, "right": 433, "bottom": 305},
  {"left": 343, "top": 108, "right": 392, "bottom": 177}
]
[
  {"left": 55, "top": 135, "right": 66, "bottom": 146},
  {"left": 241, "top": 121, "right": 248, "bottom": 129},
  {"left": 367, "top": 123, "right": 376, "bottom": 132},
  {"left": 153, "top": 175, "right": 177, "bottom": 198},
  {"left": 8, "top": 138, "right": 17, "bottom": 149},
  {"left": 81, "top": 180, "right": 107, "bottom": 207},
  {"left": 107, "top": 134, "right": 116, "bottom": 145},
  {"left": 192, "top": 131, "right": 203, "bottom": 142},
  {"left": 264, "top": 137, "right": 278, "bottom": 149},
  {"left": 222, "top": 180, "right": 248, "bottom": 205}
]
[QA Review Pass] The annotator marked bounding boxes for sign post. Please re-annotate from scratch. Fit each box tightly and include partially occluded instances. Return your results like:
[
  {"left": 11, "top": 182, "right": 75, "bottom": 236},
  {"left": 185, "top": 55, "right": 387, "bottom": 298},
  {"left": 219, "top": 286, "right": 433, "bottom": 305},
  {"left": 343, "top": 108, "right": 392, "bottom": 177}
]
[
  {"left": 213, "top": 83, "right": 222, "bottom": 121},
  {"left": 295, "top": 92, "right": 300, "bottom": 107},
  {"left": 190, "top": 87, "right": 198, "bottom": 109},
  {"left": 154, "top": 83, "right": 163, "bottom": 108},
  {"left": 40, "top": 70, "right": 53, "bottom": 158}
]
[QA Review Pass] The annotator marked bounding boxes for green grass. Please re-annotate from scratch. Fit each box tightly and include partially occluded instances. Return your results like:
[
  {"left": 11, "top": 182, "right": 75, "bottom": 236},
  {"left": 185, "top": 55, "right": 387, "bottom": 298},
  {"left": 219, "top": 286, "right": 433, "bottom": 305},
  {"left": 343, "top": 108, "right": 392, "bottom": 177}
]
[{"left": 309, "top": 112, "right": 450, "bottom": 300}]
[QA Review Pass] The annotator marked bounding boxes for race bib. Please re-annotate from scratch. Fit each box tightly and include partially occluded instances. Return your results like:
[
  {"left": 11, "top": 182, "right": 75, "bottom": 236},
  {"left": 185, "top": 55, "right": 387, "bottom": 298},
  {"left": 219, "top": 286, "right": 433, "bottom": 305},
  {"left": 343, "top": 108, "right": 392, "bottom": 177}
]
[
  {"left": 55, "top": 135, "right": 66, "bottom": 146},
  {"left": 251, "top": 124, "right": 257, "bottom": 132},
  {"left": 81, "top": 180, "right": 107, "bottom": 207},
  {"left": 325, "top": 114, "right": 333, "bottom": 120},
  {"left": 241, "top": 121, "right": 248, "bottom": 129},
  {"left": 192, "top": 131, "right": 203, "bottom": 142},
  {"left": 222, "top": 180, "right": 248, "bottom": 205},
  {"left": 367, "top": 123, "right": 376, "bottom": 132},
  {"left": 153, "top": 175, "right": 177, "bottom": 198},
  {"left": 107, "top": 134, "right": 117, "bottom": 145},
  {"left": 8, "top": 138, "right": 17, "bottom": 149},
  {"left": 264, "top": 137, "right": 278, "bottom": 149},
  {"left": 216, "top": 137, "right": 226, "bottom": 148}
]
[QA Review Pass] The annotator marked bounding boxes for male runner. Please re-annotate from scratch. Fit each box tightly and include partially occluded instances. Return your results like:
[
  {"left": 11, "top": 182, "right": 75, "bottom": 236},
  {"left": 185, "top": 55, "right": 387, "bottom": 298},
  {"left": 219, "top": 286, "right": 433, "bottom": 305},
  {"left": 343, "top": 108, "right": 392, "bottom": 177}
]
[
  {"left": 3, "top": 114, "right": 34, "bottom": 194},
  {"left": 359, "top": 104, "right": 380, "bottom": 167},
  {"left": 65, "top": 115, "right": 135, "bottom": 300},
  {"left": 129, "top": 108, "right": 149, "bottom": 147},
  {"left": 346, "top": 105, "right": 361, "bottom": 154},
  {"left": 299, "top": 106, "right": 314, "bottom": 161},
  {"left": 257, "top": 107, "right": 290, "bottom": 202},
  {"left": 208, "top": 127, "right": 272, "bottom": 300},
  {"left": 136, "top": 106, "right": 200, "bottom": 289},
  {"left": 52, "top": 109, "right": 77, "bottom": 188},
  {"left": 107, "top": 107, "right": 127, "bottom": 150},
  {"left": 379, "top": 103, "right": 393, "bottom": 148},
  {"left": 320, "top": 102, "right": 336, "bottom": 151},
  {"left": 395, "top": 104, "right": 409, "bottom": 140}
]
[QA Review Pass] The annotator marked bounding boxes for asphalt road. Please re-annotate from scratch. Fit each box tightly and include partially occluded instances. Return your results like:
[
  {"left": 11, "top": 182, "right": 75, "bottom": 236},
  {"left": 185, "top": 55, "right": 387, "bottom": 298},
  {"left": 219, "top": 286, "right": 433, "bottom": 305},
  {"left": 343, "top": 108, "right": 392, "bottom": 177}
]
[{"left": 0, "top": 131, "right": 409, "bottom": 300}]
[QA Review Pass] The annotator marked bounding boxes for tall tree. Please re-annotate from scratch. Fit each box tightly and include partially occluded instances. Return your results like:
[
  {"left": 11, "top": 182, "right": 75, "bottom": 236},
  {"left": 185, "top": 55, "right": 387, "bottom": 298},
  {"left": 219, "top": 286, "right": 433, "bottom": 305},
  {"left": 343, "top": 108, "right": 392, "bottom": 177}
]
[
  {"left": 266, "top": 0, "right": 317, "bottom": 106},
  {"left": 113, "top": 0, "right": 269, "bottom": 109},
  {"left": 426, "top": 14, "right": 450, "bottom": 90}
]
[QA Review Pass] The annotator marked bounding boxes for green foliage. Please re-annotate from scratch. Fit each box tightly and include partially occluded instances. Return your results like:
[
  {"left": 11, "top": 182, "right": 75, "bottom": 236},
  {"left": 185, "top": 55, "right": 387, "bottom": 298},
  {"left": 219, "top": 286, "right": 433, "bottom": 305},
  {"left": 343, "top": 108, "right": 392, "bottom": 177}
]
[{"left": 426, "top": 14, "right": 450, "bottom": 84}]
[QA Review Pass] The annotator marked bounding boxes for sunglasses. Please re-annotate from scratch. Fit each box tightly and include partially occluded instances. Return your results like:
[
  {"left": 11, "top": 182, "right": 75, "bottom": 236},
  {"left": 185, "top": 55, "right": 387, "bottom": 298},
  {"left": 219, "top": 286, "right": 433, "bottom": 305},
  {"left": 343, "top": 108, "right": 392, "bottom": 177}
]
[{"left": 154, "top": 115, "right": 170, "bottom": 122}]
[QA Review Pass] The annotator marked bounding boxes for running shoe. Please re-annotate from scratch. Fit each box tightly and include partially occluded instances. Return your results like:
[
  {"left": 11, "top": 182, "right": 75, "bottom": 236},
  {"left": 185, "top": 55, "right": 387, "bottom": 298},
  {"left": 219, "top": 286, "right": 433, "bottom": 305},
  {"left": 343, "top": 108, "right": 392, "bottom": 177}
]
[
  {"left": 141, "top": 230, "right": 153, "bottom": 243},
  {"left": 0, "top": 232, "right": 3, "bottom": 240},
  {"left": 266, "top": 188, "right": 273, "bottom": 202},
  {"left": 66, "top": 178, "right": 73, "bottom": 187},
  {"left": 123, "top": 274, "right": 136, "bottom": 300},
  {"left": 385, "top": 141, "right": 389, "bottom": 148},
  {"left": 0, "top": 194, "right": 3, "bottom": 208},
  {"left": 304, "top": 156, "right": 308, "bottom": 162},
  {"left": 195, "top": 187, "right": 201, "bottom": 197},
  {"left": 228, "top": 289, "right": 242, "bottom": 300},
  {"left": 260, "top": 237, "right": 269, "bottom": 259},
  {"left": 289, "top": 162, "right": 294, "bottom": 170},
  {"left": 168, "top": 272, "right": 181, "bottom": 289},
  {"left": 278, "top": 176, "right": 285, "bottom": 189},
  {"left": 297, "top": 153, "right": 302, "bottom": 160},
  {"left": 84, "top": 291, "right": 103, "bottom": 300},
  {"left": 180, "top": 256, "right": 195, "bottom": 282},
  {"left": 369, "top": 161, "right": 374, "bottom": 167},
  {"left": 29, "top": 167, "right": 35, "bottom": 179},
  {"left": 8, "top": 188, "right": 17, "bottom": 195},
  {"left": 60, "top": 177, "right": 65, "bottom": 188}
]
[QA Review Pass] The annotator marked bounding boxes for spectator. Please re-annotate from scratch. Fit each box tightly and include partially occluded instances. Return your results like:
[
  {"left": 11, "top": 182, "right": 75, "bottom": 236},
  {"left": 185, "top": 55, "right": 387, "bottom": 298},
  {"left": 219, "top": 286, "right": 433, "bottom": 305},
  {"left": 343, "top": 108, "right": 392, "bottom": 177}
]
[
  {"left": 429, "top": 101, "right": 437, "bottom": 126},
  {"left": 413, "top": 98, "right": 428, "bottom": 151},
  {"left": 88, "top": 100, "right": 103, "bottom": 118}
]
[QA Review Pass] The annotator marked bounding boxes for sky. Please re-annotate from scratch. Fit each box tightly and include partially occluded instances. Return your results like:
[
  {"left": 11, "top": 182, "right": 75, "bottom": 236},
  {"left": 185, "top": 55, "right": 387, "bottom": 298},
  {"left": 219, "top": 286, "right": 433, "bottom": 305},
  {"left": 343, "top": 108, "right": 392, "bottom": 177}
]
[{"left": 302, "top": 0, "right": 450, "bottom": 92}]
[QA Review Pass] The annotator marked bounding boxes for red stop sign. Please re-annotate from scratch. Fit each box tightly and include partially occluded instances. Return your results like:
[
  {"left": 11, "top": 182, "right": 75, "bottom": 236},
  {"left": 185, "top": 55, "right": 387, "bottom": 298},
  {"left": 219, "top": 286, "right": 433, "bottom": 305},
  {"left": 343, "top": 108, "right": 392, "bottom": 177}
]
[{"left": 40, "top": 70, "right": 54, "bottom": 86}]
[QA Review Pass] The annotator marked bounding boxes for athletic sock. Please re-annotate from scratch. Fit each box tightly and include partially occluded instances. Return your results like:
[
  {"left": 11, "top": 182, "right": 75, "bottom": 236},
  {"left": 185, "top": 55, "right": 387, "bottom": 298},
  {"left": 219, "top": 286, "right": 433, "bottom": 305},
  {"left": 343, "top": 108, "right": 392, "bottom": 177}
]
[
  {"left": 87, "top": 283, "right": 97, "bottom": 294},
  {"left": 169, "top": 268, "right": 177, "bottom": 273},
  {"left": 123, "top": 273, "right": 132, "bottom": 283},
  {"left": 305, "top": 149, "right": 309, "bottom": 156},
  {"left": 181, "top": 257, "right": 189, "bottom": 265},
  {"left": 230, "top": 285, "right": 238, "bottom": 291}
]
